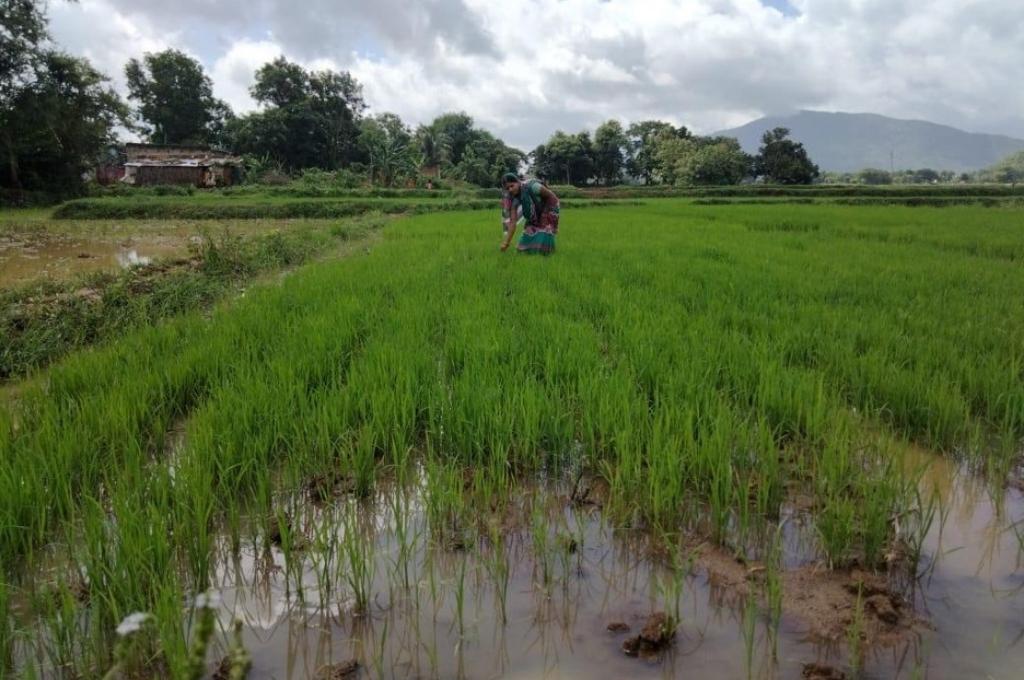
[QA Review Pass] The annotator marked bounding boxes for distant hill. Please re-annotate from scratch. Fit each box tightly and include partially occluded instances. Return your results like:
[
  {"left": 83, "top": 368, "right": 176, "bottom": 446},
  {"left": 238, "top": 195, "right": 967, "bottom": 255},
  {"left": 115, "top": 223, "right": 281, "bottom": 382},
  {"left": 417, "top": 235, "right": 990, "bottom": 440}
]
[{"left": 716, "top": 111, "right": 1024, "bottom": 173}]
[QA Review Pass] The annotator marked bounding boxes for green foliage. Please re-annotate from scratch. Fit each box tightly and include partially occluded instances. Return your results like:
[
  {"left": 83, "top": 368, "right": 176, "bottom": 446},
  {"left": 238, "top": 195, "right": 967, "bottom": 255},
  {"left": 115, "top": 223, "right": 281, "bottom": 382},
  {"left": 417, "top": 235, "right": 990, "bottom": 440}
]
[
  {"left": 359, "top": 113, "right": 416, "bottom": 187},
  {"left": 0, "top": 0, "right": 48, "bottom": 105},
  {"left": 1, "top": 51, "right": 128, "bottom": 196},
  {"left": 531, "top": 130, "right": 595, "bottom": 185},
  {"left": 980, "top": 150, "right": 1024, "bottom": 185},
  {"left": 52, "top": 195, "right": 610, "bottom": 220},
  {"left": 858, "top": 168, "right": 893, "bottom": 185},
  {"left": 416, "top": 111, "right": 524, "bottom": 187},
  {"left": 592, "top": 120, "right": 628, "bottom": 185},
  {"left": 657, "top": 135, "right": 752, "bottom": 186},
  {"left": 626, "top": 120, "right": 687, "bottom": 184},
  {"left": 754, "top": 127, "right": 820, "bottom": 184},
  {"left": 125, "top": 49, "right": 233, "bottom": 146},
  {"left": 228, "top": 57, "right": 365, "bottom": 171}
]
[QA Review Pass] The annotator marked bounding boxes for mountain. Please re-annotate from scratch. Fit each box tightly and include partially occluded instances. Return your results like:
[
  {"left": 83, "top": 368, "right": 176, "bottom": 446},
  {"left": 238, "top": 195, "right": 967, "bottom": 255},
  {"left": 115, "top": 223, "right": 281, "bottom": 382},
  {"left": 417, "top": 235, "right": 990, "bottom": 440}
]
[{"left": 715, "top": 111, "right": 1024, "bottom": 173}]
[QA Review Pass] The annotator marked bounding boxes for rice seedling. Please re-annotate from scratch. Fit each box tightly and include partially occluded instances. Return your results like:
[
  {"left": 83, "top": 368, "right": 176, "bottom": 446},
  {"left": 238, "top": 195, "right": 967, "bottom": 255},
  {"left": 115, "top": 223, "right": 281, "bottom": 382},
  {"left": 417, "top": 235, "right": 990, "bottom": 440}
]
[
  {"left": 340, "top": 506, "right": 376, "bottom": 617},
  {"left": 1, "top": 199, "right": 1022, "bottom": 677},
  {"left": 846, "top": 586, "right": 866, "bottom": 676}
]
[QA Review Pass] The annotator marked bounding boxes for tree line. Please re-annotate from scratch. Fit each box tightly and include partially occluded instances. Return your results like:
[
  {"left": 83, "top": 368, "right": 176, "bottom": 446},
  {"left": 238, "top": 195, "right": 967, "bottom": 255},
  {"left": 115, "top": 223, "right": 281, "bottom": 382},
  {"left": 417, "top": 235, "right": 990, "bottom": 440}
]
[
  {"left": 0, "top": 2, "right": 821, "bottom": 198},
  {"left": 3, "top": 2, "right": 1016, "bottom": 200},
  {"left": 531, "top": 121, "right": 818, "bottom": 186}
]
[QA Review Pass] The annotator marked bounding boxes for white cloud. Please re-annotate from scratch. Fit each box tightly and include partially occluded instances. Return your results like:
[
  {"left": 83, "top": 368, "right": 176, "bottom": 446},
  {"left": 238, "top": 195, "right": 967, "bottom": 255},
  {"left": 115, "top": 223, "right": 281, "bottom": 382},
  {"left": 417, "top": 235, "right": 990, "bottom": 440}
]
[
  {"left": 46, "top": 0, "right": 1024, "bottom": 148},
  {"left": 48, "top": 0, "right": 172, "bottom": 93},
  {"left": 209, "top": 40, "right": 286, "bottom": 114}
]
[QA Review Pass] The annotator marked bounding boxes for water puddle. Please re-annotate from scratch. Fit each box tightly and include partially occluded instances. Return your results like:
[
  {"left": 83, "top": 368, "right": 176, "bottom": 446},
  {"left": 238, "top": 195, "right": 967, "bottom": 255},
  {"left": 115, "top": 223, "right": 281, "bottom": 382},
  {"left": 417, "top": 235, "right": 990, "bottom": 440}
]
[
  {"left": 191, "top": 458, "right": 1024, "bottom": 679},
  {"left": 11, "top": 448, "right": 1023, "bottom": 679},
  {"left": 0, "top": 231, "right": 187, "bottom": 288}
]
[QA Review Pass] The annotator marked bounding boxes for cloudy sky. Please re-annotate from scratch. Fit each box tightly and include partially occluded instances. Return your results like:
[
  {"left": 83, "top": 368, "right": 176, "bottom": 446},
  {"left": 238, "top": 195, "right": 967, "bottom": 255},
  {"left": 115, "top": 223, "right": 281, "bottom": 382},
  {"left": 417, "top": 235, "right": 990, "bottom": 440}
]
[{"left": 47, "top": 0, "right": 1024, "bottom": 149}]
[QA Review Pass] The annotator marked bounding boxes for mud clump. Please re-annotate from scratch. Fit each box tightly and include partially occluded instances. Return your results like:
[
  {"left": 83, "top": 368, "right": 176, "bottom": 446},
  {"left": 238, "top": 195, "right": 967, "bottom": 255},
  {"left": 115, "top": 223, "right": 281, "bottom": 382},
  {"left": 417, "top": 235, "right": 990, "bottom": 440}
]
[
  {"left": 787, "top": 567, "right": 924, "bottom": 645},
  {"left": 305, "top": 471, "right": 356, "bottom": 503},
  {"left": 265, "top": 514, "right": 309, "bottom": 551},
  {"left": 314, "top": 659, "right": 360, "bottom": 679},
  {"left": 689, "top": 538, "right": 927, "bottom": 648},
  {"left": 622, "top": 612, "right": 675, "bottom": 658},
  {"left": 802, "top": 663, "right": 846, "bottom": 679},
  {"left": 865, "top": 593, "right": 899, "bottom": 624},
  {"left": 606, "top": 621, "right": 630, "bottom": 633}
]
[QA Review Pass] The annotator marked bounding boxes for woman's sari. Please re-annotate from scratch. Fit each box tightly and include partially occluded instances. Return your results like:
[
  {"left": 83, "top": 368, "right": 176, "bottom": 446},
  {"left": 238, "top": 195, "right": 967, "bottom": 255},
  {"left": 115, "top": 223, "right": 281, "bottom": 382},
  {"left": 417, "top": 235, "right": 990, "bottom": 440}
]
[{"left": 502, "top": 179, "right": 559, "bottom": 254}]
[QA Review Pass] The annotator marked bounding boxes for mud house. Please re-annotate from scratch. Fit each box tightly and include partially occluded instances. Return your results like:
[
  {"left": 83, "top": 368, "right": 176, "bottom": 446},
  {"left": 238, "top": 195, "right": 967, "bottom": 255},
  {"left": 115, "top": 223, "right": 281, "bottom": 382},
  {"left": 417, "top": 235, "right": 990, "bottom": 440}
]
[{"left": 119, "top": 144, "right": 242, "bottom": 188}]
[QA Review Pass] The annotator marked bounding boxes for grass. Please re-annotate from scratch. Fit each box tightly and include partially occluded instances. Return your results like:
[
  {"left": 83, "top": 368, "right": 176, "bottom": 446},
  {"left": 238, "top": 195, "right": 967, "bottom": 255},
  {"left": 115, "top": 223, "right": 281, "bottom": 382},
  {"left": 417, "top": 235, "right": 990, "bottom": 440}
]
[
  {"left": 1, "top": 214, "right": 389, "bottom": 380},
  {"left": 1, "top": 200, "right": 1022, "bottom": 675},
  {"left": 50, "top": 196, "right": 621, "bottom": 220}
]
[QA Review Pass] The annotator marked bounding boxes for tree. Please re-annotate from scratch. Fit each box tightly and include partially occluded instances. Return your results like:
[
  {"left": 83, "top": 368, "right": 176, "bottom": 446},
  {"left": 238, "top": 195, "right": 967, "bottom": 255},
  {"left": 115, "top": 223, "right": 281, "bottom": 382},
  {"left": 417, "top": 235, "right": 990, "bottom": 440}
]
[
  {"left": 677, "top": 137, "right": 751, "bottom": 185},
  {"left": 1, "top": 2, "right": 129, "bottom": 195},
  {"left": 531, "top": 130, "right": 594, "bottom": 185},
  {"left": 997, "top": 166, "right": 1022, "bottom": 187},
  {"left": 229, "top": 57, "right": 365, "bottom": 171},
  {"left": 626, "top": 120, "right": 688, "bottom": 184},
  {"left": 414, "top": 125, "right": 445, "bottom": 176},
  {"left": 358, "top": 113, "right": 416, "bottom": 186},
  {"left": 2, "top": 51, "right": 128, "bottom": 194},
  {"left": 1, "top": 0, "right": 49, "bottom": 189},
  {"left": 910, "top": 168, "right": 940, "bottom": 184},
  {"left": 125, "top": 49, "right": 233, "bottom": 145},
  {"left": 420, "top": 112, "right": 475, "bottom": 167},
  {"left": 753, "top": 127, "right": 819, "bottom": 185},
  {"left": 857, "top": 168, "right": 893, "bottom": 185},
  {"left": 453, "top": 130, "right": 524, "bottom": 186},
  {"left": 979, "top": 150, "right": 1024, "bottom": 187},
  {"left": 593, "top": 120, "right": 628, "bottom": 185},
  {"left": 1, "top": 0, "right": 47, "bottom": 104},
  {"left": 415, "top": 112, "right": 523, "bottom": 186}
]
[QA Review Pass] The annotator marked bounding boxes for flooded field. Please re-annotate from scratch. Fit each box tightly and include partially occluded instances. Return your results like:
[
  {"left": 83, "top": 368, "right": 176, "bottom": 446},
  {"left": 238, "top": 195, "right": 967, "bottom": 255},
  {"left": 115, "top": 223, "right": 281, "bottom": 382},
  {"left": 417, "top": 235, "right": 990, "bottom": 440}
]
[
  {"left": 0, "top": 229, "right": 187, "bottom": 287},
  {"left": 14, "top": 454, "right": 1020, "bottom": 679},
  {"left": 194, "top": 456, "right": 1024, "bottom": 680},
  {"left": 0, "top": 213, "right": 343, "bottom": 289},
  {"left": 2, "top": 203, "right": 1023, "bottom": 679}
]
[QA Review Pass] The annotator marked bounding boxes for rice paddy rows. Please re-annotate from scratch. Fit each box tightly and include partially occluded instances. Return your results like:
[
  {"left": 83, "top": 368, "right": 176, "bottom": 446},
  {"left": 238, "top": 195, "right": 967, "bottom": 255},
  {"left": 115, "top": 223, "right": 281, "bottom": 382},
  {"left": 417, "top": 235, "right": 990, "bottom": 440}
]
[{"left": 1, "top": 200, "right": 1023, "bottom": 677}]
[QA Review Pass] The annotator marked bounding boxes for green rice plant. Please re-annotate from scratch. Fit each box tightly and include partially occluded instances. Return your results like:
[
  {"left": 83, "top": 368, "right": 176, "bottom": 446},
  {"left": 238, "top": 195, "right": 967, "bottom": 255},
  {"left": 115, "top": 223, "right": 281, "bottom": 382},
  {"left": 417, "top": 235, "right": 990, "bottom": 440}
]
[
  {"left": 308, "top": 506, "right": 341, "bottom": 612},
  {"left": 530, "top": 499, "right": 553, "bottom": 592},
  {"left": 741, "top": 590, "right": 758, "bottom": 680},
  {"left": 763, "top": 531, "right": 784, "bottom": 660},
  {"left": 341, "top": 505, "right": 376, "bottom": 616},
  {"left": 0, "top": 579, "right": 10, "bottom": 674},
  {"left": 481, "top": 525, "right": 511, "bottom": 625},
  {"left": 846, "top": 586, "right": 866, "bottom": 676},
  {"left": 387, "top": 488, "right": 419, "bottom": 593},
  {"left": 654, "top": 535, "right": 688, "bottom": 627},
  {"left": 452, "top": 553, "right": 468, "bottom": 639},
  {"left": 423, "top": 458, "right": 466, "bottom": 549},
  {"left": 3, "top": 199, "right": 1024, "bottom": 673}
]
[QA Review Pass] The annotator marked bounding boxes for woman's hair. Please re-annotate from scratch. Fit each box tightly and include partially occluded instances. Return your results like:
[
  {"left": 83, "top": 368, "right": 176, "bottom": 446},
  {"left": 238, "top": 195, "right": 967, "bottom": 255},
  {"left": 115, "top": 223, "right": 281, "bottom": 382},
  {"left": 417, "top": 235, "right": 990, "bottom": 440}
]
[{"left": 501, "top": 172, "right": 519, "bottom": 186}]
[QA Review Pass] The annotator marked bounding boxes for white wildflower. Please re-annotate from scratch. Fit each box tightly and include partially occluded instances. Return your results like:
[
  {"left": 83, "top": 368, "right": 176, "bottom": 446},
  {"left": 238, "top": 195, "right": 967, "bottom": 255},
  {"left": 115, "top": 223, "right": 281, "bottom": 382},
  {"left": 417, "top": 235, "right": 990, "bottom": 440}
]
[{"left": 116, "top": 612, "right": 152, "bottom": 637}]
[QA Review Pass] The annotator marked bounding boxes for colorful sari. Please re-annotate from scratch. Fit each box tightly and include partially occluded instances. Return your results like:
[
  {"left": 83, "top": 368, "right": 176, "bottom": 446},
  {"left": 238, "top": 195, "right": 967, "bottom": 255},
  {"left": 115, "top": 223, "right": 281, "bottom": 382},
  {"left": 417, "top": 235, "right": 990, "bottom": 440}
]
[{"left": 502, "top": 179, "right": 559, "bottom": 255}]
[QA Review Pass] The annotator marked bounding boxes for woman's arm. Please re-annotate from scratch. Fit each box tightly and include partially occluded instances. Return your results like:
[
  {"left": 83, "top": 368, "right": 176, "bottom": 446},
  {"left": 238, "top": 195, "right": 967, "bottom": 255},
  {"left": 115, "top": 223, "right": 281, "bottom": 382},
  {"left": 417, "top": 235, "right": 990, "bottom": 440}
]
[{"left": 501, "top": 217, "right": 517, "bottom": 251}]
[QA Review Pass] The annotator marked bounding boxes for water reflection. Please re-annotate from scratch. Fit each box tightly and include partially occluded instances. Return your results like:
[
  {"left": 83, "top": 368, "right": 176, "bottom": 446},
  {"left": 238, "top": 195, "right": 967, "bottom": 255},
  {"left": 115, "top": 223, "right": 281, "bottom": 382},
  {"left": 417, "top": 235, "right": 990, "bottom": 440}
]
[{"left": 193, "top": 466, "right": 1024, "bottom": 680}]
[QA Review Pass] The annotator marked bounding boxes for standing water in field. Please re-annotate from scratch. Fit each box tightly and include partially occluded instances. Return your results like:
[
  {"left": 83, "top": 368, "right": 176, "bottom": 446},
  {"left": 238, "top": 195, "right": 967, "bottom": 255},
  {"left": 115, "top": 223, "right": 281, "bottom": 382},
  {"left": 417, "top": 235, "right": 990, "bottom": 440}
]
[{"left": 81, "top": 456, "right": 1016, "bottom": 680}]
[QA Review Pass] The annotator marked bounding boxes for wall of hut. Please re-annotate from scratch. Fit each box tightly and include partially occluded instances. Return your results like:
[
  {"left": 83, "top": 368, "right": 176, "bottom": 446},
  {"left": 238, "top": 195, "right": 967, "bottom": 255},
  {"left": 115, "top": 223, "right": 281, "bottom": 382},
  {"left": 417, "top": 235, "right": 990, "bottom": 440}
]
[{"left": 134, "top": 165, "right": 205, "bottom": 187}]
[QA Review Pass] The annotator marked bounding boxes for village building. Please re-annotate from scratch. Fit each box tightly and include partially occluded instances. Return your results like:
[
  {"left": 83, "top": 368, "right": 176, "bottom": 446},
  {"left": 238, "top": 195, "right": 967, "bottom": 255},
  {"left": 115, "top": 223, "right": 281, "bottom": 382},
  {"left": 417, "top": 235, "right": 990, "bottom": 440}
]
[{"left": 115, "top": 144, "right": 243, "bottom": 188}]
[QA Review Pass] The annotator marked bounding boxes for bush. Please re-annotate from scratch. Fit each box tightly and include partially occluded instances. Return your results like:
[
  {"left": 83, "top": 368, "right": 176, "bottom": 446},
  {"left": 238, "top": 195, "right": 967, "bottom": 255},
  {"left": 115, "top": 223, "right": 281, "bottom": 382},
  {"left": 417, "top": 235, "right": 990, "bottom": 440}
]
[
  {"left": 0, "top": 188, "right": 66, "bottom": 207},
  {"left": 52, "top": 197, "right": 618, "bottom": 220}
]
